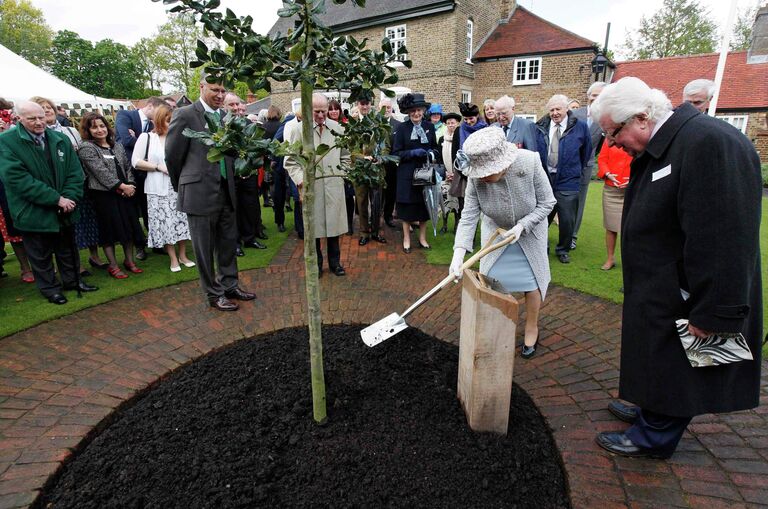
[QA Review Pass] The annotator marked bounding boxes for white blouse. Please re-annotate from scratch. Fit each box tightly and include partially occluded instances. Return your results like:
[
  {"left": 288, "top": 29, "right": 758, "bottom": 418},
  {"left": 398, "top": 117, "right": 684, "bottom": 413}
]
[{"left": 131, "top": 132, "right": 170, "bottom": 196}]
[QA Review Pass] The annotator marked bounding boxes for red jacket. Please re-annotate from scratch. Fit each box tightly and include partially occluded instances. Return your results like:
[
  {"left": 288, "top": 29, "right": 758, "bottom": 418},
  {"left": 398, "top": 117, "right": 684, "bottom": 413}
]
[{"left": 597, "top": 144, "right": 632, "bottom": 187}]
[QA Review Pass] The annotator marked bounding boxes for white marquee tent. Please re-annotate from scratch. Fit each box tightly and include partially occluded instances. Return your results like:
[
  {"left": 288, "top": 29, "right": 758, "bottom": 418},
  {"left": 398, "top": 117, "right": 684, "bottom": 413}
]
[{"left": 1, "top": 44, "right": 131, "bottom": 112}]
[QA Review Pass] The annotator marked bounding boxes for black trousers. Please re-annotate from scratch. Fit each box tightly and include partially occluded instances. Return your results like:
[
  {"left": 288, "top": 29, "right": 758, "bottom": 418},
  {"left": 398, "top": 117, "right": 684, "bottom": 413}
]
[
  {"left": 272, "top": 165, "right": 288, "bottom": 227},
  {"left": 625, "top": 408, "right": 692, "bottom": 455},
  {"left": 383, "top": 164, "right": 397, "bottom": 221},
  {"left": 547, "top": 185, "right": 579, "bottom": 256},
  {"left": 21, "top": 229, "right": 80, "bottom": 297},
  {"left": 315, "top": 236, "right": 340, "bottom": 270},
  {"left": 235, "top": 175, "right": 264, "bottom": 244}
]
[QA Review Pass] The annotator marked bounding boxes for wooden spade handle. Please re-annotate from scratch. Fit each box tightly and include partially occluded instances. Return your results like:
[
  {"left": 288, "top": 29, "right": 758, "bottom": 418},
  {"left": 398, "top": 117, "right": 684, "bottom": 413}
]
[{"left": 399, "top": 228, "right": 517, "bottom": 320}]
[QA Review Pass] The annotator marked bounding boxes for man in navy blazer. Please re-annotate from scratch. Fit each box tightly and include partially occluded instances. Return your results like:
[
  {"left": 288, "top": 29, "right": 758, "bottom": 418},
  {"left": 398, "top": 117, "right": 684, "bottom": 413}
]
[
  {"left": 492, "top": 95, "right": 537, "bottom": 150},
  {"left": 115, "top": 97, "right": 166, "bottom": 259}
]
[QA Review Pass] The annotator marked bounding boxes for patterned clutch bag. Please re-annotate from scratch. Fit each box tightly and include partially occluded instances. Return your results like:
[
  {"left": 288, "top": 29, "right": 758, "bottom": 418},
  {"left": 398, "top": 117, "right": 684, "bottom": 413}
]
[{"left": 676, "top": 319, "right": 753, "bottom": 368}]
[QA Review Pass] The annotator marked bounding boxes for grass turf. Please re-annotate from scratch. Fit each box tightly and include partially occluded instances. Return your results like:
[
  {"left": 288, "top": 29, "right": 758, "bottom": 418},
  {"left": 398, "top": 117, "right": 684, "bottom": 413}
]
[
  {"left": 0, "top": 206, "right": 294, "bottom": 338},
  {"left": 426, "top": 181, "right": 768, "bottom": 346}
]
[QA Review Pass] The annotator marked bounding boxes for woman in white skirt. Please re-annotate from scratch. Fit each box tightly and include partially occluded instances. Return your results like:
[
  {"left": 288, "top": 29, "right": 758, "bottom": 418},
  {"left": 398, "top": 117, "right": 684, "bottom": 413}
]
[
  {"left": 132, "top": 104, "right": 194, "bottom": 272},
  {"left": 450, "top": 128, "right": 556, "bottom": 359}
]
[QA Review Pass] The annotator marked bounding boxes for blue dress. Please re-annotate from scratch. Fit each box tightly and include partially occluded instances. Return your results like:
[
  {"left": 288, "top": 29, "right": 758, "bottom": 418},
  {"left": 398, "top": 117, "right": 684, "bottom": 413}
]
[{"left": 486, "top": 242, "right": 537, "bottom": 293}]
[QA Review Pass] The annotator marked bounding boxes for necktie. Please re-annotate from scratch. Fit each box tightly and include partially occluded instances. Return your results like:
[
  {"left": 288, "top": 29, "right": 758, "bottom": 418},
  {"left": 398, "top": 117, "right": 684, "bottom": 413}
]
[
  {"left": 503, "top": 125, "right": 509, "bottom": 137},
  {"left": 548, "top": 124, "right": 561, "bottom": 169},
  {"left": 210, "top": 111, "right": 227, "bottom": 179},
  {"left": 143, "top": 120, "right": 153, "bottom": 133}
]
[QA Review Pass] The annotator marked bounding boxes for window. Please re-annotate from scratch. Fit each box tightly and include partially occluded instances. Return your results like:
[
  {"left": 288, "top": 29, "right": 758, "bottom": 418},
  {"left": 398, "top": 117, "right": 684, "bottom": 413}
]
[
  {"left": 716, "top": 114, "right": 748, "bottom": 134},
  {"left": 461, "top": 90, "right": 472, "bottom": 103},
  {"left": 513, "top": 57, "right": 542, "bottom": 85},
  {"left": 385, "top": 24, "right": 407, "bottom": 63},
  {"left": 466, "top": 19, "right": 474, "bottom": 63}
]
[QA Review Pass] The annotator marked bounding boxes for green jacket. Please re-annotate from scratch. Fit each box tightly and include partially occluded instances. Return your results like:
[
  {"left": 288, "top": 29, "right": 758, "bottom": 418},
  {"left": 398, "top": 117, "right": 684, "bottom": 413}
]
[{"left": 0, "top": 125, "right": 84, "bottom": 232}]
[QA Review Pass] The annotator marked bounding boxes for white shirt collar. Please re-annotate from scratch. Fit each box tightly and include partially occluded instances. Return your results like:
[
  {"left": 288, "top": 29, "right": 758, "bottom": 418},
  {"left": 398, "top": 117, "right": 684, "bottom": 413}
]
[
  {"left": 138, "top": 109, "right": 149, "bottom": 125},
  {"left": 649, "top": 110, "right": 674, "bottom": 141},
  {"left": 200, "top": 98, "right": 218, "bottom": 115}
]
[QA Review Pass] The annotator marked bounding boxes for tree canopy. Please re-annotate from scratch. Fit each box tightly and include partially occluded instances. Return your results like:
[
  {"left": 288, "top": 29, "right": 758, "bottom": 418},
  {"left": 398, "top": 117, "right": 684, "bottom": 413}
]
[
  {"left": 622, "top": 0, "right": 718, "bottom": 59},
  {"left": 0, "top": 0, "right": 53, "bottom": 66},
  {"left": 731, "top": 2, "right": 759, "bottom": 51}
]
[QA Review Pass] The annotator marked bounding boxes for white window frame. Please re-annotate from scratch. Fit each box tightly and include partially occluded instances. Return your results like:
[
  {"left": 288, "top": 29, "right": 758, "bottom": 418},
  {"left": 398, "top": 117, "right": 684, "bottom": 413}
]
[
  {"left": 461, "top": 90, "right": 472, "bottom": 103},
  {"left": 385, "top": 24, "right": 407, "bottom": 66},
  {"left": 513, "top": 57, "right": 542, "bottom": 86},
  {"left": 517, "top": 114, "right": 537, "bottom": 122},
  {"left": 716, "top": 114, "right": 748, "bottom": 134},
  {"left": 466, "top": 19, "right": 474, "bottom": 64}
]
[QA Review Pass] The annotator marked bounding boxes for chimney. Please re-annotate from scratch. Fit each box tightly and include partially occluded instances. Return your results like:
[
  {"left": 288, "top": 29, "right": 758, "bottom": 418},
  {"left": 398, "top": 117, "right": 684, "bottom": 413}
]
[
  {"left": 499, "top": 0, "right": 516, "bottom": 23},
  {"left": 748, "top": 4, "right": 768, "bottom": 63}
]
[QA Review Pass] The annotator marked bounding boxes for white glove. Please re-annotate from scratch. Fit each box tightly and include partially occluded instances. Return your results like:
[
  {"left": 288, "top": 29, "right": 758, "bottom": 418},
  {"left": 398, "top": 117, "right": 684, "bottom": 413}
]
[
  {"left": 503, "top": 223, "right": 524, "bottom": 241},
  {"left": 449, "top": 248, "right": 467, "bottom": 280}
]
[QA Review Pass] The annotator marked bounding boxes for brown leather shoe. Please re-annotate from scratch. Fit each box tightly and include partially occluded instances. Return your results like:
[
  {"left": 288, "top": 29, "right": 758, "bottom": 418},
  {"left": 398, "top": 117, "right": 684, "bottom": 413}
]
[
  {"left": 210, "top": 296, "right": 239, "bottom": 311},
  {"left": 225, "top": 287, "right": 256, "bottom": 301}
]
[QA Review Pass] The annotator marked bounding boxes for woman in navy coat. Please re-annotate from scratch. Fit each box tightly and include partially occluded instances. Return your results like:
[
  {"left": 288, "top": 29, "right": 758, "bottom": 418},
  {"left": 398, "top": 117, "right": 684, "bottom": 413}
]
[{"left": 392, "top": 93, "right": 440, "bottom": 253}]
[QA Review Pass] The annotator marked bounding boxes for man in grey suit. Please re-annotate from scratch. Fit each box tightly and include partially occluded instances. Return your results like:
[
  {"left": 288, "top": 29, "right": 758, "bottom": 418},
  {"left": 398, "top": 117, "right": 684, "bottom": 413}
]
[
  {"left": 493, "top": 95, "right": 537, "bottom": 150},
  {"left": 570, "top": 81, "right": 605, "bottom": 249},
  {"left": 165, "top": 73, "right": 256, "bottom": 311}
]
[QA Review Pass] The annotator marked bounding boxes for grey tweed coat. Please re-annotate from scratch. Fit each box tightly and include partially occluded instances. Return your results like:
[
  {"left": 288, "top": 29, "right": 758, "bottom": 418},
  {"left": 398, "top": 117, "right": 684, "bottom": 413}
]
[{"left": 453, "top": 149, "right": 556, "bottom": 298}]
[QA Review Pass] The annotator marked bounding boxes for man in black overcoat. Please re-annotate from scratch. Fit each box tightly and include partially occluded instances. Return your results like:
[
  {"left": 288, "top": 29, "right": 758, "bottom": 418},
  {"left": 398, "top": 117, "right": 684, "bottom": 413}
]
[{"left": 590, "top": 77, "right": 763, "bottom": 459}]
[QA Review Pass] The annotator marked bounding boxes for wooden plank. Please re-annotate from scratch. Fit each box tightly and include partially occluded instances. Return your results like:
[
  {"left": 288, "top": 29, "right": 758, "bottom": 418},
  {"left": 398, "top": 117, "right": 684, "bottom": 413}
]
[{"left": 457, "top": 269, "right": 518, "bottom": 435}]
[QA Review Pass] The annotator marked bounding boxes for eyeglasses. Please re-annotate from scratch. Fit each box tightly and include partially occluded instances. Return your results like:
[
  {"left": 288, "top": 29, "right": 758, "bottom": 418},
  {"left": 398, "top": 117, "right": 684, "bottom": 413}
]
[{"left": 608, "top": 122, "right": 626, "bottom": 139}]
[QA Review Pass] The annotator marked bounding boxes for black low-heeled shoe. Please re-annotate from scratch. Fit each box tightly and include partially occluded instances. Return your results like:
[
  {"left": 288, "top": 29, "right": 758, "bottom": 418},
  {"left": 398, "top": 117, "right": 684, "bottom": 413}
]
[
  {"left": 88, "top": 257, "right": 109, "bottom": 269},
  {"left": 403, "top": 246, "right": 411, "bottom": 254},
  {"left": 521, "top": 335, "right": 539, "bottom": 359},
  {"left": 418, "top": 243, "right": 431, "bottom": 249}
]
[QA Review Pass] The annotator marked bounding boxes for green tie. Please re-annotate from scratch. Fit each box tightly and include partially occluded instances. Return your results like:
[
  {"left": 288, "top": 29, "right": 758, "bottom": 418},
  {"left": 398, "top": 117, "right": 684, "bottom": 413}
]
[{"left": 210, "top": 111, "right": 227, "bottom": 179}]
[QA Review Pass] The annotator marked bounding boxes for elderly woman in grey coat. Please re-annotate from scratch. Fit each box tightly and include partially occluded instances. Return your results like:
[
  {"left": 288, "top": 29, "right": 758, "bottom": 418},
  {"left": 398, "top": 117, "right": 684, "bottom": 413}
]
[{"left": 450, "top": 127, "right": 556, "bottom": 358}]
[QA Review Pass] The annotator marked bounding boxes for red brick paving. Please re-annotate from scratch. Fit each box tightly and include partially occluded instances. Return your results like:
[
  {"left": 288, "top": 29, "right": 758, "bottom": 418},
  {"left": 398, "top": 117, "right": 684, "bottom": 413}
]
[{"left": 0, "top": 233, "right": 766, "bottom": 508}]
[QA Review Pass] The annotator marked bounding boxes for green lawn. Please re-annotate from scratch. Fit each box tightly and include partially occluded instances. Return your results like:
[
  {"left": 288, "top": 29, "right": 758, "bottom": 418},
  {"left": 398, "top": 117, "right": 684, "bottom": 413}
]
[
  {"left": 426, "top": 181, "right": 768, "bottom": 341},
  {"left": 0, "top": 206, "right": 293, "bottom": 338}
]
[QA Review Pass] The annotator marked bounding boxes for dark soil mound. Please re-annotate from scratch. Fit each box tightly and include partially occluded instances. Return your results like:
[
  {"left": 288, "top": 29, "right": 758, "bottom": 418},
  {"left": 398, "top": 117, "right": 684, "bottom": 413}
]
[{"left": 40, "top": 326, "right": 570, "bottom": 509}]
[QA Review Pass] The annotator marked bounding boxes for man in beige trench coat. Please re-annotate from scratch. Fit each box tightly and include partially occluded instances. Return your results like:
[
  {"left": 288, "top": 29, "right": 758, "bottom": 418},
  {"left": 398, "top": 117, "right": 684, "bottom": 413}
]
[{"left": 284, "top": 93, "right": 351, "bottom": 276}]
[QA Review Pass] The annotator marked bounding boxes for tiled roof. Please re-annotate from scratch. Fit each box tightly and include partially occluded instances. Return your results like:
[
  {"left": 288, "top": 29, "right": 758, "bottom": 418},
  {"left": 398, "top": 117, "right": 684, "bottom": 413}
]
[
  {"left": 268, "top": 0, "right": 454, "bottom": 37},
  {"left": 474, "top": 6, "right": 595, "bottom": 60},
  {"left": 612, "top": 51, "right": 768, "bottom": 110}
]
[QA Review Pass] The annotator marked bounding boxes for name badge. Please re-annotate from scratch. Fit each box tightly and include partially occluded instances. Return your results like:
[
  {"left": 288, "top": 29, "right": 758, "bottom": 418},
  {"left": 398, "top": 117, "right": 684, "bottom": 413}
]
[
  {"left": 103, "top": 154, "right": 115, "bottom": 160},
  {"left": 652, "top": 164, "right": 671, "bottom": 182}
]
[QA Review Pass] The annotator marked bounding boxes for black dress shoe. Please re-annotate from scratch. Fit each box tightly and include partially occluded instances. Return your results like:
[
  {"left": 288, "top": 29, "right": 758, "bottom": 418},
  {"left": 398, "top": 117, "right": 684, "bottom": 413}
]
[
  {"left": 595, "top": 432, "right": 672, "bottom": 459},
  {"left": 403, "top": 246, "right": 411, "bottom": 254},
  {"left": 135, "top": 248, "right": 147, "bottom": 261},
  {"left": 359, "top": 236, "right": 369, "bottom": 246},
  {"left": 570, "top": 239, "right": 577, "bottom": 250},
  {"left": 418, "top": 242, "right": 431, "bottom": 249},
  {"left": 152, "top": 247, "right": 165, "bottom": 254},
  {"left": 88, "top": 257, "right": 109, "bottom": 269},
  {"left": 235, "top": 247, "right": 245, "bottom": 257},
  {"left": 277, "top": 224, "right": 286, "bottom": 232},
  {"left": 209, "top": 296, "right": 239, "bottom": 311},
  {"left": 558, "top": 253, "right": 570, "bottom": 264},
  {"left": 331, "top": 266, "right": 346, "bottom": 276},
  {"left": 385, "top": 218, "right": 396, "bottom": 228},
  {"left": 244, "top": 240, "right": 267, "bottom": 249},
  {"left": 256, "top": 232, "right": 269, "bottom": 240},
  {"left": 47, "top": 293, "right": 68, "bottom": 305},
  {"left": 608, "top": 401, "right": 639, "bottom": 423},
  {"left": 372, "top": 234, "right": 387, "bottom": 244},
  {"left": 64, "top": 281, "right": 99, "bottom": 292},
  {"left": 225, "top": 287, "right": 256, "bottom": 301}
]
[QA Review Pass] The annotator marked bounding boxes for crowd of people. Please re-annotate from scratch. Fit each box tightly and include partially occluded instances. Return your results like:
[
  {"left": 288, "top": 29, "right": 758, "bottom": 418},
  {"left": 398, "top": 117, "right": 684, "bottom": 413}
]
[{"left": 0, "top": 71, "right": 763, "bottom": 463}]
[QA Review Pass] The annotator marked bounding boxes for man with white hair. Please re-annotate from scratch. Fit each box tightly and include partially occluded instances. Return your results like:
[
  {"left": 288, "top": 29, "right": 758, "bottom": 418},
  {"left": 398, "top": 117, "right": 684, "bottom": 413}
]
[
  {"left": 284, "top": 93, "right": 351, "bottom": 276},
  {"left": 534, "top": 94, "right": 592, "bottom": 264},
  {"left": 0, "top": 101, "right": 97, "bottom": 304},
  {"left": 591, "top": 77, "right": 762, "bottom": 459},
  {"left": 571, "top": 81, "right": 606, "bottom": 249},
  {"left": 492, "top": 95, "right": 537, "bottom": 150},
  {"left": 682, "top": 78, "right": 715, "bottom": 113}
]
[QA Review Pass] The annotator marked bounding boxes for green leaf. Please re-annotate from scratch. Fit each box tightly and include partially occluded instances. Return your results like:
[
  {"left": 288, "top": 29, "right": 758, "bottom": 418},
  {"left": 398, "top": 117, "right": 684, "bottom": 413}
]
[
  {"left": 206, "top": 148, "right": 223, "bottom": 162},
  {"left": 315, "top": 144, "right": 331, "bottom": 157}
]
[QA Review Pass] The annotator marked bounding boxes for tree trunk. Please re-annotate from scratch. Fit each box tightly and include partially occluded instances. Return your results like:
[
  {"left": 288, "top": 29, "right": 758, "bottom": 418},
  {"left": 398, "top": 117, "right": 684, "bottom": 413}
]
[{"left": 299, "top": 73, "right": 327, "bottom": 424}]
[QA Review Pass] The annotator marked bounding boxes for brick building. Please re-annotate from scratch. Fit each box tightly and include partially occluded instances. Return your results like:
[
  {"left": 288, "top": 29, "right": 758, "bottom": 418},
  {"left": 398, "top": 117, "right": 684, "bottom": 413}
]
[
  {"left": 612, "top": 51, "right": 768, "bottom": 163},
  {"left": 266, "top": 0, "right": 601, "bottom": 120}
]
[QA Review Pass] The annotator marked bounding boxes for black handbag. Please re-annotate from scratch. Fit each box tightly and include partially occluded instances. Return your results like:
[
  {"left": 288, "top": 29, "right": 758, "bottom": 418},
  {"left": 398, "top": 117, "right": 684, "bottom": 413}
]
[{"left": 412, "top": 152, "right": 440, "bottom": 186}]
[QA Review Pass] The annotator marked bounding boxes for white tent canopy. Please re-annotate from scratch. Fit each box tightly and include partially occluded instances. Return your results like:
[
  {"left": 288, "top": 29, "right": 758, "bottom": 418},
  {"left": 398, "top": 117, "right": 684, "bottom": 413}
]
[{"left": 1, "top": 44, "right": 130, "bottom": 112}]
